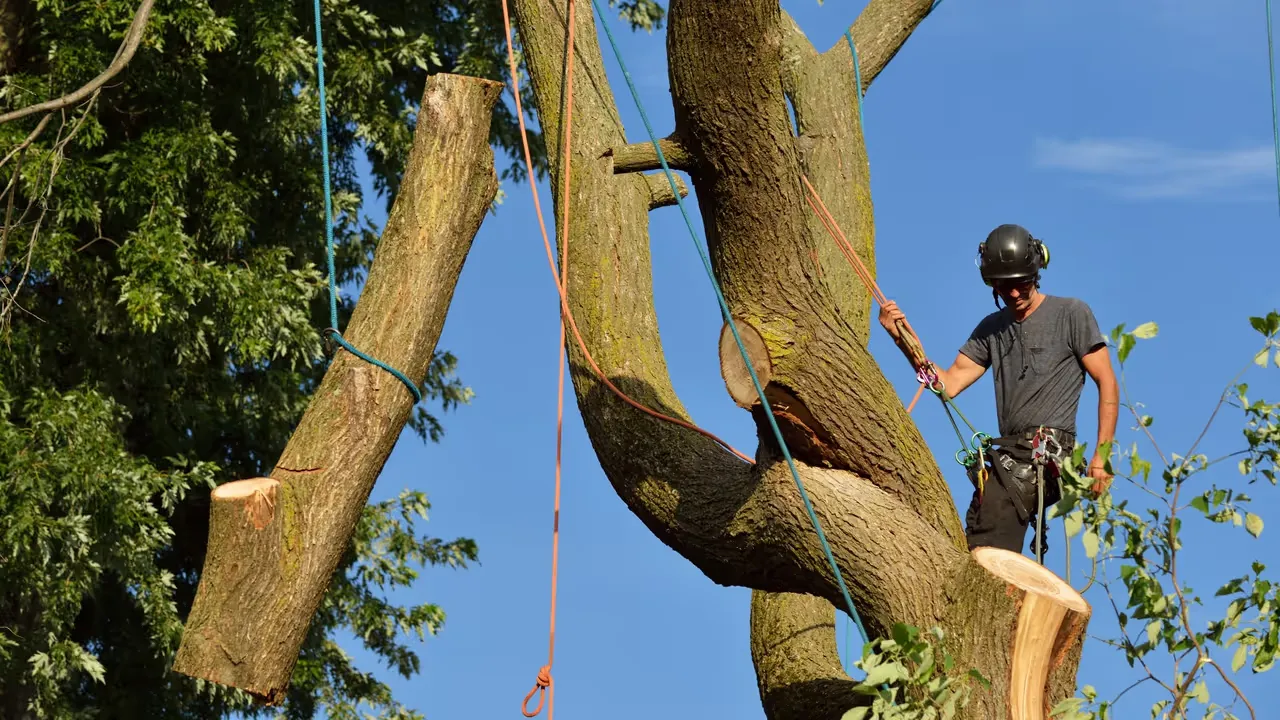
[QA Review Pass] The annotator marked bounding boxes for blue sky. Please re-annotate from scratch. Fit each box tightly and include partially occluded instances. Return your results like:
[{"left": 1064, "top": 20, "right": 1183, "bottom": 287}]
[{"left": 342, "top": 1, "right": 1280, "bottom": 717}]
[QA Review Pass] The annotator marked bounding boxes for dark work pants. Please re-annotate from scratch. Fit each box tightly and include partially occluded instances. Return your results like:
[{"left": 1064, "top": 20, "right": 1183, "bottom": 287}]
[
  {"left": 963, "top": 433, "right": 1071, "bottom": 555},
  {"left": 963, "top": 469, "right": 1032, "bottom": 553}
]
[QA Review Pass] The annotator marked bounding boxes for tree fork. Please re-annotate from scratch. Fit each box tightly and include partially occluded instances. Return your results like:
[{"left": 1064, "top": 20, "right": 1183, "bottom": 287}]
[{"left": 172, "top": 73, "right": 502, "bottom": 702}]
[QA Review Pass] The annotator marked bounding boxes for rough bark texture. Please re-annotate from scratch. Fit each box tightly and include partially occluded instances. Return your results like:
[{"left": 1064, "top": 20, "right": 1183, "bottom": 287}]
[
  {"left": 172, "top": 73, "right": 502, "bottom": 701},
  {"left": 750, "top": 591, "right": 867, "bottom": 720},
  {"left": 506, "top": 0, "right": 1090, "bottom": 718}
]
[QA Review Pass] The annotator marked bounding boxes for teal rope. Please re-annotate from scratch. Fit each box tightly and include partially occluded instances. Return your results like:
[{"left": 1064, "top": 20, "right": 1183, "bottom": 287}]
[
  {"left": 1268, "top": 0, "right": 1280, "bottom": 218},
  {"left": 844, "top": 30, "right": 865, "bottom": 133},
  {"left": 311, "top": 0, "right": 422, "bottom": 403},
  {"left": 589, "top": 0, "right": 869, "bottom": 644}
]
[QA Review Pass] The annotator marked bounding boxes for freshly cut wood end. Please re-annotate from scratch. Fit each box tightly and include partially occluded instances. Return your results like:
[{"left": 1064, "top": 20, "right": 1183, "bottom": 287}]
[
  {"left": 974, "top": 547, "right": 1090, "bottom": 720},
  {"left": 718, "top": 319, "right": 772, "bottom": 408},
  {"left": 211, "top": 478, "right": 280, "bottom": 530},
  {"left": 212, "top": 477, "right": 278, "bottom": 500},
  {"left": 972, "top": 546, "right": 1089, "bottom": 615}
]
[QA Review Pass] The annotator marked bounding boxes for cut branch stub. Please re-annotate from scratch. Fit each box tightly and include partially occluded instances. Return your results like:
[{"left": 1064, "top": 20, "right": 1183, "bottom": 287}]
[
  {"left": 719, "top": 318, "right": 772, "bottom": 408},
  {"left": 973, "top": 547, "right": 1091, "bottom": 720},
  {"left": 171, "top": 73, "right": 502, "bottom": 701}
]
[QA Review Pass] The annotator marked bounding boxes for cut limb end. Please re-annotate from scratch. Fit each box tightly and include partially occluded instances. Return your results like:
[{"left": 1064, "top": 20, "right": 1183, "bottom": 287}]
[
  {"left": 973, "top": 547, "right": 1090, "bottom": 720},
  {"left": 718, "top": 319, "right": 772, "bottom": 408},
  {"left": 211, "top": 477, "right": 280, "bottom": 531}
]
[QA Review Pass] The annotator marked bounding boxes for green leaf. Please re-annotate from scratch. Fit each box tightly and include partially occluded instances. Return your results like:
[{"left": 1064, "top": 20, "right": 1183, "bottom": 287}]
[
  {"left": 1082, "top": 528, "right": 1100, "bottom": 559},
  {"left": 1188, "top": 679, "right": 1209, "bottom": 704},
  {"left": 1245, "top": 513, "right": 1264, "bottom": 538},
  {"left": 1191, "top": 495, "right": 1210, "bottom": 516},
  {"left": 1233, "top": 644, "right": 1249, "bottom": 673},
  {"left": 862, "top": 661, "right": 909, "bottom": 687},
  {"left": 1118, "top": 334, "right": 1136, "bottom": 364},
  {"left": 841, "top": 708, "right": 871, "bottom": 720},
  {"left": 1131, "top": 321, "right": 1159, "bottom": 339},
  {"left": 1255, "top": 348, "right": 1270, "bottom": 368}
]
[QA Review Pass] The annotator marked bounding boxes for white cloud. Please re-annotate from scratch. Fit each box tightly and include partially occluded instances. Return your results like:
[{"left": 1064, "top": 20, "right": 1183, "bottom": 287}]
[{"left": 1032, "top": 137, "right": 1276, "bottom": 200}]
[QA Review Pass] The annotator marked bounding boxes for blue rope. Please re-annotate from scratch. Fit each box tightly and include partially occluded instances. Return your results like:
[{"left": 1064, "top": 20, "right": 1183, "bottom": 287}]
[
  {"left": 845, "top": 30, "right": 865, "bottom": 133},
  {"left": 589, "top": 0, "right": 869, "bottom": 644},
  {"left": 1268, "top": 0, "right": 1280, "bottom": 218},
  {"left": 311, "top": 0, "right": 422, "bottom": 403}
]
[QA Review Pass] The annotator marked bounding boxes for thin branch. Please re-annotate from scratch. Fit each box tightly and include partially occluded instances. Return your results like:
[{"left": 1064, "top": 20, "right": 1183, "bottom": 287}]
[
  {"left": 0, "top": 0, "right": 155, "bottom": 125},
  {"left": 0, "top": 113, "right": 51, "bottom": 267},
  {"left": 1206, "top": 659, "right": 1257, "bottom": 720},
  {"left": 1184, "top": 359, "right": 1257, "bottom": 461}
]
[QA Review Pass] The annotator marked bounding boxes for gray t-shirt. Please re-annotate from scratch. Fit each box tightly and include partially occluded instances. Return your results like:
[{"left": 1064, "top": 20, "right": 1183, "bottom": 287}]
[{"left": 958, "top": 295, "right": 1107, "bottom": 437}]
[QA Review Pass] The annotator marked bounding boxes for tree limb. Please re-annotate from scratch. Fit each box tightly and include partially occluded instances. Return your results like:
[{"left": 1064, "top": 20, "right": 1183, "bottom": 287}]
[
  {"left": 0, "top": 0, "right": 155, "bottom": 125},
  {"left": 171, "top": 73, "right": 502, "bottom": 702},
  {"left": 843, "top": 0, "right": 937, "bottom": 93},
  {"left": 750, "top": 591, "right": 865, "bottom": 720},
  {"left": 643, "top": 171, "right": 688, "bottom": 209},
  {"left": 608, "top": 136, "right": 695, "bottom": 173}
]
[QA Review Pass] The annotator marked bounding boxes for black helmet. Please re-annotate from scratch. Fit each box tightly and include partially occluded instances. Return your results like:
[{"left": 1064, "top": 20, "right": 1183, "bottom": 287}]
[{"left": 977, "top": 224, "right": 1050, "bottom": 287}]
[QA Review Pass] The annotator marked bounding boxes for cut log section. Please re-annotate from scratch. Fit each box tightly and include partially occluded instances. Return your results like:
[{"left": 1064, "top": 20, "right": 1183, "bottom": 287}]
[
  {"left": 973, "top": 547, "right": 1090, "bottom": 720},
  {"left": 718, "top": 318, "right": 772, "bottom": 408}
]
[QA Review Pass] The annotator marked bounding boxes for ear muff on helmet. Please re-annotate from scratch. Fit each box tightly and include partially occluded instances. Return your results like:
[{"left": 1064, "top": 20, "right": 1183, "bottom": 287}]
[{"left": 1037, "top": 240, "right": 1051, "bottom": 270}]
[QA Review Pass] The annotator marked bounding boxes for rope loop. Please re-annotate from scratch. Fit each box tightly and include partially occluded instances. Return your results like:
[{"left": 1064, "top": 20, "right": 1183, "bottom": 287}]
[{"left": 521, "top": 665, "right": 553, "bottom": 717}]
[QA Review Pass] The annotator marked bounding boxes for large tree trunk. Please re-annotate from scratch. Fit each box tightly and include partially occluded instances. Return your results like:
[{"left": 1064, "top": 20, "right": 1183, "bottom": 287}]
[
  {"left": 508, "top": 1, "right": 1092, "bottom": 718},
  {"left": 171, "top": 72, "right": 502, "bottom": 702}
]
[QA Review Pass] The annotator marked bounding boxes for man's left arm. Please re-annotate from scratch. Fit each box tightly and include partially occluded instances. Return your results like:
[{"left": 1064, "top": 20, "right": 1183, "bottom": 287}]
[
  {"left": 1070, "top": 300, "right": 1120, "bottom": 494},
  {"left": 1081, "top": 346, "right": 1120, "bottom": 494}
]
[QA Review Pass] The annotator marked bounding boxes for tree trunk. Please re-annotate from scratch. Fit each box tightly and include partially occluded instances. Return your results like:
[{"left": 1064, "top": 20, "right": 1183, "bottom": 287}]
[
  {"left": 171, "top": 72, "right": 502, "bottom": 702},
  {"left": 508, "top": 1, "right": 1092, "bottom": 718}
]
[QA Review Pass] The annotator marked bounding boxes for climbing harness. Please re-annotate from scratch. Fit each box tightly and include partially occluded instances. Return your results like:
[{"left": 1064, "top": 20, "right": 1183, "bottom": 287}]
[{"left": 310, "top": 0, "right": 421, "bottom": 402}]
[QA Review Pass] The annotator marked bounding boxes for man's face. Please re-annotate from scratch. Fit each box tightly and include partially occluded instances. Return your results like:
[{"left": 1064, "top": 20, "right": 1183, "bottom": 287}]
[{"left": 994, "top": 277, "right": 1036, "bottom": 312}]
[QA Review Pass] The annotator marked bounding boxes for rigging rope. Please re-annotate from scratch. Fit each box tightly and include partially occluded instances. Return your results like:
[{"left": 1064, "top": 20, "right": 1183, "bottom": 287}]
[
  {"left": 1268, "top": 0, "right": 1280, "bottom": 217},
  {"left": 310, "top": 0, "right": 421, "bottom": 402}
]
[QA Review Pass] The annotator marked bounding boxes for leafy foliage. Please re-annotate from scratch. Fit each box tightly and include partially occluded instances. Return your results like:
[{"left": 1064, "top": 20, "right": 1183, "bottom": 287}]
[
  {"left": 1048, "top": 312, "right": 1280, "bottom": 720},
  {"left": 841, "top": 624, "right": 987, "bottom": 720},
  {"left": 0, "top": 0, "right": 661, "bottom": 716}
]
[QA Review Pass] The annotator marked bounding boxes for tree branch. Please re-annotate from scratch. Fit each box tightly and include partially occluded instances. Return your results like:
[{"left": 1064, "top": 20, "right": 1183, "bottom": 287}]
[
  {"left": 642, "top": 171, "right": 689, "bottom": 208},
  {"left": 750, "top": 591, "right": 865, "bottom": 720},
  {"left": 608, "top": 136, "right": 695, "bottom": 173},
  {"left": 171, "top": 73, "right": 502, "bottom": 702},
  {"left": 0, "top": 0, "right": 155, "bottom": 125},
  {"left": 842, "top": 0, "right": 937, "bottom": 93}
]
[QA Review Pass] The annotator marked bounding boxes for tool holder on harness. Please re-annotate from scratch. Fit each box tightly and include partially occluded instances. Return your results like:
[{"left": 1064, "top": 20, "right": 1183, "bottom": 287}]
[{"left": 971, "top": 427, "right": 1071, "bottom": 565}]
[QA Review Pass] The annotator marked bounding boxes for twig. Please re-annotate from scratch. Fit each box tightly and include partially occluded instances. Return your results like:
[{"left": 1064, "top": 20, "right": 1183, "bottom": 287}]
[
  {"left": 1, "top": 96, "right": 97, "bottom": 328},
  {"left": 0, "top": 0, "right": 156, "bottom": 125},
  {"left": 1205, "top": 659, "right": 1257, "bottom": 720},
  {"left": 0, "top": 114, "right": 52, "bottom": 267},
  {"left": 1184, "top": 360, "right": 1256, "bottom": 461}
]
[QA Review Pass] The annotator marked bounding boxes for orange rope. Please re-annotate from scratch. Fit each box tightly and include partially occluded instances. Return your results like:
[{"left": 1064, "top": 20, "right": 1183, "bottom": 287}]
[
  {"left": 499, "top": 2, "right": 756, "bottom": 717},
  {"left": 798, "top": 175, "right": 933, "bottom": 412},
  {"left": 497, "top": 3, "right": 753, "bottom": 468}
]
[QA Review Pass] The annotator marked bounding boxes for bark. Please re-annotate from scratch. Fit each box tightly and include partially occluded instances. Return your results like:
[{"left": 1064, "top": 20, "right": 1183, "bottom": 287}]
[
  {"left": 171, "top": 73, "right": 501, "bottom": 702},
  {"left": 506, "top": 0, "right": 1091, "bottom": 717},
  {"left": 0, "top": 0, "right": 29, "bottom": 75},
  {"left": 750, "top": 591, "right": 867, "bottom": 720}
]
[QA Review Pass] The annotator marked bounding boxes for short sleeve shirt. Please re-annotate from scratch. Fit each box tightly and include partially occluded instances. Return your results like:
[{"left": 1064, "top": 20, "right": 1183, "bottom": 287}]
[{"left": 958, "top": 295, "right": 1107, "bottom": 437}]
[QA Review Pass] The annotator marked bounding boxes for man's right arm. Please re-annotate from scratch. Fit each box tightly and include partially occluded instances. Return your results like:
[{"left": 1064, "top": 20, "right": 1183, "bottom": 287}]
[
  {"left": 934, "top": 351, "right": 986, "bottom": 399},
  {"left": 878, "top": 300, "right": 988, "bottom": 397}
]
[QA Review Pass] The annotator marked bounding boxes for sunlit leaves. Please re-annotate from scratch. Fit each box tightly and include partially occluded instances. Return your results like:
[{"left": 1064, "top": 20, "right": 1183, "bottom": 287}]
[{"left": 841, "top": 625, "right": 984, "bottom": 720}]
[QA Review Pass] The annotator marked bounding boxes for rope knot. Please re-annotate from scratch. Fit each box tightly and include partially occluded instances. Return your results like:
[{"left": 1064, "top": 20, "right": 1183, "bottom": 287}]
[{"left": 521, "top": 665, "right": 553, "bottom": 717}]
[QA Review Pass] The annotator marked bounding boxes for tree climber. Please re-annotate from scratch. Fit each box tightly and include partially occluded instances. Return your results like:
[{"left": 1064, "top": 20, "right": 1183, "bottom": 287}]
[{"left": 878, "top": 224, "right": 1120, "bottom": 558}]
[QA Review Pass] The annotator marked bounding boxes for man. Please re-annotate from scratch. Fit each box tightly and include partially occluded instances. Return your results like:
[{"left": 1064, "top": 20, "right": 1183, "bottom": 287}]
[{"left": 879, "top": 223, "right": 1119, "bottom": 557}]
